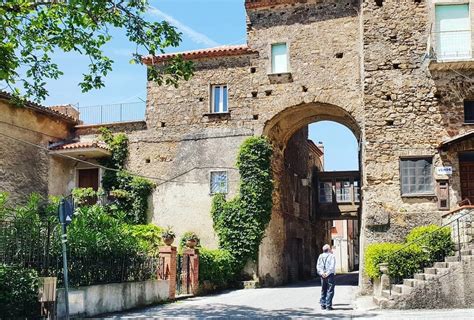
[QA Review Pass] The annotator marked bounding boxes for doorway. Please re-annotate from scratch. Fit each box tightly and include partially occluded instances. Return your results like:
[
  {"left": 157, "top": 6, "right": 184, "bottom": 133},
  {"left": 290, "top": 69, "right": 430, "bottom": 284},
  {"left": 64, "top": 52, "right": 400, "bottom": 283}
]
[{"left": 460, "top": 152, "right": 474, "bottom": 204}]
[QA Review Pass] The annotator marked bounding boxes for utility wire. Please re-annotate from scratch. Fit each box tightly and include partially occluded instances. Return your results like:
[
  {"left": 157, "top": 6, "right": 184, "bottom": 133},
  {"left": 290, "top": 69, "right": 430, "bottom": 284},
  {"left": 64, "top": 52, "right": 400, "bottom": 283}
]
[{"left": 0, "top": 131, "right": 238, "bottom": 185}]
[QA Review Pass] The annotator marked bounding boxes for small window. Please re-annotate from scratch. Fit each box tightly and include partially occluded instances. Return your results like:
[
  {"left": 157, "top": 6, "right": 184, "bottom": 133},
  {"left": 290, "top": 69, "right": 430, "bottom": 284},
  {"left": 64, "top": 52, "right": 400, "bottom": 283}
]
[
  {"left": 336, "top": 179, "right": 352, "bottom": 203},
  {"left": 210, "top": 171, "right": 228, "bottom": 194},
  {"left": 400, "top": 158, "right": 433, "bottom": 196},
  {"left": 271, "top": 43, "right": 289, "bottom": 73},
  {"left": 319, "top": 181, "right": 333, "bottom": 203},
  {"left": 211, "top": 85, "right": 228, "bottom": 113},
  {"left": 435, "top": 4, "right": 471, "bottom": 60},
  {"left": 464, "top": 100, "right": 474, "bottom": 123}
]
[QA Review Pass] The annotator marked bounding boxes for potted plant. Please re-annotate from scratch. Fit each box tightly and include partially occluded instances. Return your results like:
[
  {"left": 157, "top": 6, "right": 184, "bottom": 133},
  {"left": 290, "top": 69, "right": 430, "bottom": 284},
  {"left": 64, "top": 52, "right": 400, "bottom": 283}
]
[
  {"left": 182, "top": 232, "right": 200, "bottom": 249},
  {"left": 161, "top": 227, "right": 176, "bottom": 246}
]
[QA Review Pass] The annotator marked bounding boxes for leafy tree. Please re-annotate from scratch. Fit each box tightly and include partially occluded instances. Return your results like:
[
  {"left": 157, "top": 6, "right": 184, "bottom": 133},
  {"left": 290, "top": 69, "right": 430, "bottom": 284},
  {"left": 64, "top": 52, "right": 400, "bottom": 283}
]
[{"left": 1, "top": 0, "right": 193, "bottom": 101}]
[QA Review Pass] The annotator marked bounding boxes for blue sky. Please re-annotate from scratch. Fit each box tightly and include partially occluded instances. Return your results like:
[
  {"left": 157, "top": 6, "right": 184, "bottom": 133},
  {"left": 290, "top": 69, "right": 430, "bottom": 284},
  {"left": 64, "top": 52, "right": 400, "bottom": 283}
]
[{"left": 41, "top": 0, "right": 358, "bottom": 171}]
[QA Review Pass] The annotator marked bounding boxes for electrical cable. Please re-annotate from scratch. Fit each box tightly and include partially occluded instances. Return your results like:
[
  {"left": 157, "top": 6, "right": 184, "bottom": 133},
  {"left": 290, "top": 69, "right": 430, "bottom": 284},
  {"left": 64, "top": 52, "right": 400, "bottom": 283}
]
[{"left": 0, "top": 130, "right": 238, "bottom": 186}]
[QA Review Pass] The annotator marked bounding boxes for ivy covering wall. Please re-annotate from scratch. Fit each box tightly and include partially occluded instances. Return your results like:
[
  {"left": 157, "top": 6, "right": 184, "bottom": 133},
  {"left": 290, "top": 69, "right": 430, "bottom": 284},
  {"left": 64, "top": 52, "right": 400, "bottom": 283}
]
[{"left": 211, "top": 136, "right": 273, "bottom": 272}]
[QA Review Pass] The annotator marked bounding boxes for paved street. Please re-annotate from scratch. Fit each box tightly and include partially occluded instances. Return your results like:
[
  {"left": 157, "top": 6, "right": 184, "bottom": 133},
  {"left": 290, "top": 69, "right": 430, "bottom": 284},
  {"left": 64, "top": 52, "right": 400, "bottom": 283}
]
[{"left": 96, "top": 273, "right": 474, "bottom": 319}]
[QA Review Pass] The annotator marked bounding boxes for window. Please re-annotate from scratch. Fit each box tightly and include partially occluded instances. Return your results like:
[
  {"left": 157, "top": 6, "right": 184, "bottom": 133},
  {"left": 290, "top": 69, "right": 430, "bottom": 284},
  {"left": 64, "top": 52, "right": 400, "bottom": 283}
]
[
  {"left": 211, "top": 85, "right": 228, "bottom": 113},
  {"left": 271, "top": 43, "right": 289, "bottom": 73},
  {"left": 335, "top": 179, "right": 352, "bottom": 203},
  {"left": 400, "top": 158, "right": 433, "bottom": 196},
  {"left": 210, "top": 171, "right": 228, "bottom": 194},
  {"left": 319, "top": 181, "right": 332, "bottom": 203},
  {"left": 435, "top": 4, "right": 471, "bottom": 60},
  {"left": 464, "top": 100, "right": 474, "bottom": 123}
]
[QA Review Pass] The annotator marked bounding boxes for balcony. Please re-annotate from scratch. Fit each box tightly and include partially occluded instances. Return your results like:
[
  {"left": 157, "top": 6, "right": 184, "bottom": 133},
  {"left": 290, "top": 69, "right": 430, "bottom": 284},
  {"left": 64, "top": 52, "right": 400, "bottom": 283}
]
[
  {"left": 429, "top": 30, "right": 474, "bottom": 70},
  {"left": 316, "top": 171, "right": 360, "bottom": 220},
  {"left": 77, "top": 101, "right": 146, "bottom": 125}
]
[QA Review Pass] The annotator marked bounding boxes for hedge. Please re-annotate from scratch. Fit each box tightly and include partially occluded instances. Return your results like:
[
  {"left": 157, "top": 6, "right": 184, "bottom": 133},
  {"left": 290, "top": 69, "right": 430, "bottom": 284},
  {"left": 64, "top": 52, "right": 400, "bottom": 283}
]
[
  {"left": 199, "top": 248, "right": 237, "bottom": 289},
  {"left": 0, "top": 265, "right": 39, "bottom": 318}
]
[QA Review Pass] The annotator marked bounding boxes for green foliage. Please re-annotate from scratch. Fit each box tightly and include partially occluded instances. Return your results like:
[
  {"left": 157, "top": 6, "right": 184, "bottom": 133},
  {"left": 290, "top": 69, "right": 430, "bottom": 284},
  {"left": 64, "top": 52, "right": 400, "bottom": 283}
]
[
  {"left": 123, "top": 224, "right": 163, "bottom": 255},
  {"left": 365, "top": 243, "right": 405, "bottom": 279},
  {"left": 0, "top": 265, "right": 39, "bottom": 318},
  {"left": 365, "top": 225, "right": 454, "bottom": 282},
  {"left": 72, "top": 187, "right": 98, "bottom": 206},
  {"left": 211, "top": 136, "right": 273, "bottom": 272},
  {"left": 161, "top": 227, "right": 176, "bottom": 239},
  {"left": 406, "top": 225, "right": 454, "bottom": 263},
  {"left": 1, "top": 0, "right": 193, "bottom": 101},
  {"left": 179, "top": 231, "right": 200, "bottom": 249},
  {"left": 98, "top": 129, "right": 155, "bottom": 224},
  {"left": 199, "top": 248, "right": 237, "bottom": 289}
]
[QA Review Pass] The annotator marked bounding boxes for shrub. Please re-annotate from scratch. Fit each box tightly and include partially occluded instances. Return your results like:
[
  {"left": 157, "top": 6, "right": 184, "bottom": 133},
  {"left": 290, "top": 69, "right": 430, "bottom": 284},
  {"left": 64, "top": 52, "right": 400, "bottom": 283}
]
[
  {"left": 124, "top": 224, "right": 163, "bottom": 255},
  {"left": 406, "top": 225, "right": 454, "bottom": 263},
  {"left": 365, "top": 242, "right": 404, "bottom": 279},
  {"left": 386, "top": 244, "right": 428, "bottom": 282},
  {"left": 0, "top": 265, "right": 39, "bottom": 318},
  {"left": 199, "top": 248, "right": 237, "bottom": 289}
]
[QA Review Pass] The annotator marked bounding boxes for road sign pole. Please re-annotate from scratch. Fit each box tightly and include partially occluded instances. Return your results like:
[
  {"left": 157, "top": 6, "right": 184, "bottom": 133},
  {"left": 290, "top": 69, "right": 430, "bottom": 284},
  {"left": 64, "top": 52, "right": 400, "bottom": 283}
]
[{"left": 59, "top": 199, "right": 70, "bottom": 320}]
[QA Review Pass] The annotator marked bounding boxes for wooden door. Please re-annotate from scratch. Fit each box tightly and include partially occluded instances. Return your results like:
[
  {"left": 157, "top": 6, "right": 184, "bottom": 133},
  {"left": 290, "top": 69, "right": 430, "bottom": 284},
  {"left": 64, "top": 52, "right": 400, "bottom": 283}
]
[
  {"left": 78, "top": 168, "right": 99, "bottom": 190},
  {"left": 460, "top": 161, "right": 474, "bottom": 204}
]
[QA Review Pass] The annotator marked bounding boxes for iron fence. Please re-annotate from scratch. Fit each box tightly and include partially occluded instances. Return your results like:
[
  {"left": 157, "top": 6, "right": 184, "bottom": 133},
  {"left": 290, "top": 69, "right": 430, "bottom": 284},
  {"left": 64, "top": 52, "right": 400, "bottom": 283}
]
[
  {"left": 0, "top": 218, "right": 161, "bottom": 287},
  {"left": 176, "top": 254, "right": 192, "bottom": 296},
  {"left": 78, "top": 101, "right": 146, "bottom": 125}
]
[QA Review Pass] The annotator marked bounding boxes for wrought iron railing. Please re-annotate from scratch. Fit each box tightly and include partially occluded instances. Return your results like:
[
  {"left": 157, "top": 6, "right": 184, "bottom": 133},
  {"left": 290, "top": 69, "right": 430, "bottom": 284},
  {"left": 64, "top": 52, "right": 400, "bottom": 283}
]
[
  {"left": 77, "top": 101, "right": 146, "bottom": 125},
  {"left": 431, "top": 30, "right": 473, "bottom": 61}
]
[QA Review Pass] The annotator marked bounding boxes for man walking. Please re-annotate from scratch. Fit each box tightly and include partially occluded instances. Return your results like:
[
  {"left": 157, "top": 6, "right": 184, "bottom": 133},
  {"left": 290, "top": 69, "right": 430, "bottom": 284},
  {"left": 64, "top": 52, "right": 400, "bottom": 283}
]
[{"left": 317, "top": 244, "right": 336, "bottom": 310}]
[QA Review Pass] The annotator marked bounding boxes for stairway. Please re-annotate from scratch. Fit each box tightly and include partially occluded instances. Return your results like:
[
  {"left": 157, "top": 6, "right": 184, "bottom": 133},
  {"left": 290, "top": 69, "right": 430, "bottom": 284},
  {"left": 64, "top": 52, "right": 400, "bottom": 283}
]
[{"left": 373, "top": 245, "right": 474, "bottom": 309}]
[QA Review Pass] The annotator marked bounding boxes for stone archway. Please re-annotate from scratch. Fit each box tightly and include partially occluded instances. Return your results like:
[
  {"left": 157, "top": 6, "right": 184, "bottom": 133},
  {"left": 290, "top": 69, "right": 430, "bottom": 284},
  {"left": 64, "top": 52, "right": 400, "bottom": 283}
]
[{"left": 257, "top": 102, "right": 363, "bottom": 286}]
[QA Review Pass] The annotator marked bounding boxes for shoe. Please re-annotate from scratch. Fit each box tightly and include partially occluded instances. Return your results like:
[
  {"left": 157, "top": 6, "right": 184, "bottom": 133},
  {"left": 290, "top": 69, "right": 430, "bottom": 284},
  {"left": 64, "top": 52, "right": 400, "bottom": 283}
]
[
  {"left": 321, "top": 305, "right": 326, "bottom": 310},
  {"left": 326, "top": 306, "right": 334, "bottom": 311}
]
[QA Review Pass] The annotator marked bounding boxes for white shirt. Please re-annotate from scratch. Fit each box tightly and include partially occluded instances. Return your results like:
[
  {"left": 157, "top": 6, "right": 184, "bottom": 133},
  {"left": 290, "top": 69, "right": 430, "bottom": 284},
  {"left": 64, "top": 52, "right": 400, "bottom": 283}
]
[{"left": 317, "top": 252, "right": 336, "bottom": 276}]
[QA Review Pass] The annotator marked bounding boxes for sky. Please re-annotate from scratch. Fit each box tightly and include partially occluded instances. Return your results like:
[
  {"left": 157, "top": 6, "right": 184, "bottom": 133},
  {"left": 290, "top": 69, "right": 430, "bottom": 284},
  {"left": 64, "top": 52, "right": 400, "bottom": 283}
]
[{"left": 40, "top": 0, "right": 358, "bottom": 171}]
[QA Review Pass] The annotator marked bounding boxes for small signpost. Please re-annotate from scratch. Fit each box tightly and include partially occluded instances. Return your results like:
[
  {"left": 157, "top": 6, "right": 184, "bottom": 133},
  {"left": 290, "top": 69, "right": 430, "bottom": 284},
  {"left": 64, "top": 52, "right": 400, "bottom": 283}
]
[
  {"left": 436, "top": 166, "right": 453, "bottom": 175},
  {"left": 58, "top": 197, "right": 74, "bottom": 320}
]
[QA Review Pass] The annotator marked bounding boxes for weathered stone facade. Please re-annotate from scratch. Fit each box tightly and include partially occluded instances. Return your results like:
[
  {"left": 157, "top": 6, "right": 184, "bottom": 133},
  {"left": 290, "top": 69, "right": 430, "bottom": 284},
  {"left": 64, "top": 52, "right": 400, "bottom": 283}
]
[
  {"left": 0, "top": 93, "right": 77, "bottom": 203},
  {"left": 133, "top": 0, "right": 474, "bottom": 287}
]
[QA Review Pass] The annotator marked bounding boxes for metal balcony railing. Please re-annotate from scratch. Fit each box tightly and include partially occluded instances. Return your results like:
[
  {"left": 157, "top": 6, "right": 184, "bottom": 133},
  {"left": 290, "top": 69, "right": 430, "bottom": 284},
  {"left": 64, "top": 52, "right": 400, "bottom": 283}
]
[
  {"left": 77, "top": 101, "right": 146, "bottom": 125},
  {"left": 431, "top": 30, "right": 473, "bottom": 61}
]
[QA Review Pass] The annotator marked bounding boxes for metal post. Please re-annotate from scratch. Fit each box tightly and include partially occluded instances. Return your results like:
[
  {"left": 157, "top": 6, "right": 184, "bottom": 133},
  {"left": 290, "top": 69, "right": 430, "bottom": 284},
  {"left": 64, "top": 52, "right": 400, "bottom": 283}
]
[
  {"left": 457, "top": 219, "right": 461, "bottom": 262},
  {"left": 59, "top": 199, "right": 70, "bottom": 320}
]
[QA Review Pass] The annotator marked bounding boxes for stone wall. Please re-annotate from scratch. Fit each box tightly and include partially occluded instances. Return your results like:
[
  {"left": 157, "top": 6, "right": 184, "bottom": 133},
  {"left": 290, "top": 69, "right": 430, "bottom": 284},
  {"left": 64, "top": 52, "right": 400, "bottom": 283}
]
[
  {"left": 0, "top": 99, "right": 75, "bottom": 203},
  {"left": 56, "top": 279, "right": 169, "bottom": 317}
]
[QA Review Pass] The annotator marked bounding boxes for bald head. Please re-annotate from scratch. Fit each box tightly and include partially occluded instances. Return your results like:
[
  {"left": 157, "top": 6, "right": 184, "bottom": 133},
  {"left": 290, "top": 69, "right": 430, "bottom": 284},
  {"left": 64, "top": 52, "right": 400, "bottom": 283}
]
[{"left": 323, "top": 244, "right": 331, "bottom": 252}]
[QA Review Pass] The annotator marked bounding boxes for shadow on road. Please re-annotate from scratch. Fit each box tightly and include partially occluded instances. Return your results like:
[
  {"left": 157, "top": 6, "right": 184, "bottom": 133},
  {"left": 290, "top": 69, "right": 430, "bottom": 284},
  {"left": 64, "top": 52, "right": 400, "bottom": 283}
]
[
  {"left": 286, "top": 272, "right": 359, "bottom": 288},
  {"left": 96, "top": 303, "right": 376, "bottom": 319}
]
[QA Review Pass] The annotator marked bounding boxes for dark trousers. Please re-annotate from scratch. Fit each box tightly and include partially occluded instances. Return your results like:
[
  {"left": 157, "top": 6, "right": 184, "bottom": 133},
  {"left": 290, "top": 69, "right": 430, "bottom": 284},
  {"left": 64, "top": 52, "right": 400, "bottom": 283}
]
[{"left": 320, "top": 273, "right": 335, "bottom": 307}]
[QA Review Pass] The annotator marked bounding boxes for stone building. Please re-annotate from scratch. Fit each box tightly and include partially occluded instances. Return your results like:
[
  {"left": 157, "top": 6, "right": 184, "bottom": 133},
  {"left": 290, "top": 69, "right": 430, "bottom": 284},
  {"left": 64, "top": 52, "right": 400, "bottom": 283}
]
[
  {"left": 137, "top": 0, "right": 474, "bottom": 286},
  {"left": 1, "top": 0, "right": 474, "bottom": 289}
]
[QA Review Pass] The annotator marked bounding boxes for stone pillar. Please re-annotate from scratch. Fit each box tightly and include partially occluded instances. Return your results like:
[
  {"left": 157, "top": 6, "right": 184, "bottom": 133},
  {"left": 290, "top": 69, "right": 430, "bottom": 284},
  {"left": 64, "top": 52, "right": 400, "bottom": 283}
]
[
  {"left": 183, "top": 248, "right": 200, "bottom": 295},
  {"left": 159, "top": 246, "right": 177, "bottom": 300}
]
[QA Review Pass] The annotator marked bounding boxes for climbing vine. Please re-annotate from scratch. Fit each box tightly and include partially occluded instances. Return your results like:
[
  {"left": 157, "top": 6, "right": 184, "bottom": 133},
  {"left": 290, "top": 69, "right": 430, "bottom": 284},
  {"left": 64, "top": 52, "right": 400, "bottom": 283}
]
[
  {"left": 98, "top": 128, "right": 155, "bottom": 224},
  {"left": 211, "top": 136, "right": 273, "bottom": 272}
]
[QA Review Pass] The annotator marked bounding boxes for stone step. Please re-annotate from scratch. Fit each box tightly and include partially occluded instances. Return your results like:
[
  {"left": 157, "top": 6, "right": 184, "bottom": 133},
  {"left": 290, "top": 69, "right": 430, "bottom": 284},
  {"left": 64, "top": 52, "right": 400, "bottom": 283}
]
[
  {"left": 424, "top": 273, "right": 437, "bottom": 280},
  {"left": 382, "top": 289, "right": 401, "bottom": 299},
  {"left": 435, "top": 267, "right": 450, "bottom": 275},
  {"left": 414, "top": 273, "right": 425, "bottom": 280},
  {"left": 445, "top": 256, "right": 459, "bottom": 262},
  {"left": 433, "top": 262, "right": 448, "bottom": 268},
  {"left": 392, "top": 284, "right": 413, "bottom": 294},
  {"left": 460, "top": 249, "right": 473, "bottom": 256},
  {"left": 403, "top": 278, "right": 425, "bottom": 287},
  {"left": 424, "top": 267, "right": 437, "bottom": 275}
]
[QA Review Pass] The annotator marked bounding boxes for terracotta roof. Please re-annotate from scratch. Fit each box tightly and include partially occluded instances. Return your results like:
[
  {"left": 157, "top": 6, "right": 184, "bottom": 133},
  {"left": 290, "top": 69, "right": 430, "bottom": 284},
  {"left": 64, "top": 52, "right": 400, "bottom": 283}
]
[
  {"left": 438, "top": 130, "right": 474, "bottom": 150},
  {"left": 0, "top": 91, "right": 78, "bottom": 124},
  {"left": 50, "top": 141, "right": 109, "bottom": 151},
  {"left": 142, "top": 45, "right": 256, "bottom": 64},
  {"left": 245, "top": 0, "right": 308, "bottom": 9}
]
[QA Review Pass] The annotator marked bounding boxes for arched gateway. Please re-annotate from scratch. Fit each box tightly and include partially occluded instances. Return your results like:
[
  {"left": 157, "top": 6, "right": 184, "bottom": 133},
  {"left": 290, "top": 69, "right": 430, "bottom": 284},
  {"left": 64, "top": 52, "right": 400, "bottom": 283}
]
[{"left": 256, "top": 102, "right": 363, "bottom": 286}]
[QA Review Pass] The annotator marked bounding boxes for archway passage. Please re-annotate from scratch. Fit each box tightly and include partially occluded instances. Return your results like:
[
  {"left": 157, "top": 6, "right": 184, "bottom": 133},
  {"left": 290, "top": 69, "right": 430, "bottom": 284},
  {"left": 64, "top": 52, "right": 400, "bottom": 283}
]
[{"left": 258, "top": 102, "right": 362, "bottom": 286}]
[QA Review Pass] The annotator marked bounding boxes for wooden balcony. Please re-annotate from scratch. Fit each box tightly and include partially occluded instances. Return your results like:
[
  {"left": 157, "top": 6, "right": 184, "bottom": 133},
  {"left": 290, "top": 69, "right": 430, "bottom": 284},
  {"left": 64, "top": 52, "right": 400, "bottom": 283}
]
[{"left": 315, "top": 171, "right": 360, "bottom": 220}]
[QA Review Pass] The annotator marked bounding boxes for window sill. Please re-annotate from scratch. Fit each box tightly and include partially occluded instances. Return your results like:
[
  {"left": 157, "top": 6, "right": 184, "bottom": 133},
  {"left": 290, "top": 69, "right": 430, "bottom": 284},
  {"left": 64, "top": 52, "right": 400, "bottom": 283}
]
[
  {"left": 401, "top": 193, "right": 436, "bottom": 198},
  {"left": 463, "top": 122, "right": 474, "bottom": 125},
  {"left": 268, "top": 72, "right": 293, "bottom": 84},
  {"left": 203, "top": 112, "right": 230, "bottom": 117}
]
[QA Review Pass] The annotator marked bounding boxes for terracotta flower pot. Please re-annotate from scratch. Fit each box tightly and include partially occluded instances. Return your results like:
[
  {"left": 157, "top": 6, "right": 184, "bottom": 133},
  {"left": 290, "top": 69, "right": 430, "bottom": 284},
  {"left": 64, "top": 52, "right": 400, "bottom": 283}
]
[
  {"left": 186, "top": 239, "right": 197, "bottom": 248},
  {"left": 162, "top": 236, "right": 174, "bottom": 246}
]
